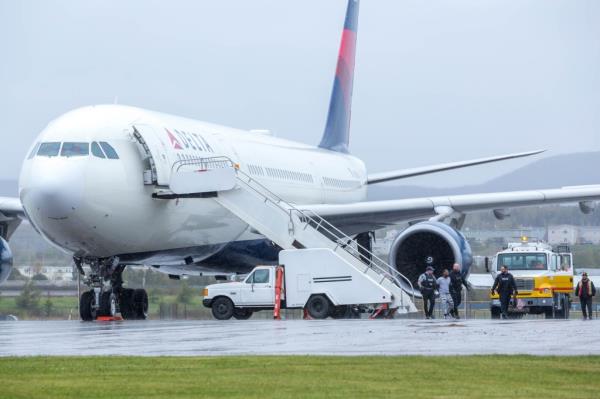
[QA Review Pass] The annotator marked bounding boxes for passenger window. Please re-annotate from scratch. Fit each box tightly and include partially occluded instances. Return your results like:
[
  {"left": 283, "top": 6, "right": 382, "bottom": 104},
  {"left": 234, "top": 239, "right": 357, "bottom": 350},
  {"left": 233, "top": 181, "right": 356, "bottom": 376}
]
[
  {"left": 28, "top": 142, "right": 40, "bottom": 159},
  {"left": 61, "top": 142, "right": 89, "bottom": 157},
  {"left": 91, "top": 142, "right": 105, "bottom": 158},
  {"left": 37, "top": 142, "right": 61, "bottom": 157},
  {"left": 99, "top": 142, "right": 119, "bottom": 159}
]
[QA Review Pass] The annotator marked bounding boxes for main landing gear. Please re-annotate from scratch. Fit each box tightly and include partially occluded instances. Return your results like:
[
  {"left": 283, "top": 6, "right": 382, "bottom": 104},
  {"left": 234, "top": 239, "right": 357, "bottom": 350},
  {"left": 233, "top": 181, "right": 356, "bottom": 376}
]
[{"left": 74, "top": 257, "right": 148, "bottom": 321}]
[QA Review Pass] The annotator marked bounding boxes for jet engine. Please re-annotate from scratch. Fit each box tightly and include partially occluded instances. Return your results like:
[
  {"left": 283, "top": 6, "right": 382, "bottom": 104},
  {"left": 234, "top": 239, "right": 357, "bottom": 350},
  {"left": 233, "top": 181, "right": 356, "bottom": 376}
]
[
  {"left": 0, "top": 237, "right": 13, "bottom": 284},
  {"left": 388, "top": 221, "right": 472, "bottom": 296}
]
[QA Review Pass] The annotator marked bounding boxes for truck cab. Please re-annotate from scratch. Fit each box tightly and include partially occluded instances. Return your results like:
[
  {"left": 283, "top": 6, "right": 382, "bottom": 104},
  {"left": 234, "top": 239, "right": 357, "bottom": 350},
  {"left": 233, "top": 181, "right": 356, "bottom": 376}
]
[
  {"left": 490, "top": 238, "right": 573, "bottom": 318},
  {"left": 202, "top": 266, "right": 277, "bottom": 320}
]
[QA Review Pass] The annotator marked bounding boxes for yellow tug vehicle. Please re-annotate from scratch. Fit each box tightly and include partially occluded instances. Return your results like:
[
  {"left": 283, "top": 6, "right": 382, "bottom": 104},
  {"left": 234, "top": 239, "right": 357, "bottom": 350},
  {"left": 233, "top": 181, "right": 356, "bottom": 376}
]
[{"left": 490, "top": 237, "right": 573, "bottom": 319}]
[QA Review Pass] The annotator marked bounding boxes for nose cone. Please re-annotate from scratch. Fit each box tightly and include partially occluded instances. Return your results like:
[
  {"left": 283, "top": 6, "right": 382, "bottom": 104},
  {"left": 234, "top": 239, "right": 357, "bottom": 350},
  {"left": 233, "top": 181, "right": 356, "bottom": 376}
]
[{"left": 21, "top": 159, "right": 84, "bottom": 221}]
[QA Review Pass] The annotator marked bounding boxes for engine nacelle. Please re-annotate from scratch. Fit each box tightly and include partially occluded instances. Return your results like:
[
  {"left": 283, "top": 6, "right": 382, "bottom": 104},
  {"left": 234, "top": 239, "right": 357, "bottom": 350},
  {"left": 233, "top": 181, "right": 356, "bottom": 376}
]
[
  {"left": 0, "top": 237, "right": 13, "bottom": 284},
  {"left": 388, "top": 221, "right": 472, "bottom": 296}
]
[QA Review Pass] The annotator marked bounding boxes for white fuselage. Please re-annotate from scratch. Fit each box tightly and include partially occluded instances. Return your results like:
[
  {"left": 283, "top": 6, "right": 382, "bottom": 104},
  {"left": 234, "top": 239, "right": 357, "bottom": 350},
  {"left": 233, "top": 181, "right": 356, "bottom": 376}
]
[{"left": 19, "top": 105, "right": 367, "bottom": 268}]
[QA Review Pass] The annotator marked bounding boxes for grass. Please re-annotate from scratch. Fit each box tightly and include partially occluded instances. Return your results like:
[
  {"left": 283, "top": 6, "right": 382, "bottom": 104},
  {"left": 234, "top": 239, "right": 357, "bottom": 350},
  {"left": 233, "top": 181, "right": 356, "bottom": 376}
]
[{"left": 0, "top": 356, "right": 599, "bottom": 399}]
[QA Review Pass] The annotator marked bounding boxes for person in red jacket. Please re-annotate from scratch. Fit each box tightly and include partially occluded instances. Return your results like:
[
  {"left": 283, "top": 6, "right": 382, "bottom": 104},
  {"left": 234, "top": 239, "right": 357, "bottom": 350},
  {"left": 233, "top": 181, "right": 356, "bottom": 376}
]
[{"left": 575, "top": 272, "right": 596, "bottom": 320}]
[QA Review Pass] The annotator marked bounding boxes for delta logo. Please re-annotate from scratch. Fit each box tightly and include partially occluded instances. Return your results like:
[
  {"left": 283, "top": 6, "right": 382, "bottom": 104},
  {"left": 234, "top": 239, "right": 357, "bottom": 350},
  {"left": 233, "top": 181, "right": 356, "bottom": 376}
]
[{"left": 165, "top": 128, "right": 183, "bottom": 150}]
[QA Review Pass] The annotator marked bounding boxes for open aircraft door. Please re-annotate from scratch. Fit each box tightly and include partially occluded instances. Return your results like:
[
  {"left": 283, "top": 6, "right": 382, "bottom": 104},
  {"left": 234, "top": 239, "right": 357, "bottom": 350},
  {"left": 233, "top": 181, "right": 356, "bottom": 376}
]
[{"left": 132, "top": 124, "right": 173, "bottom": 186}]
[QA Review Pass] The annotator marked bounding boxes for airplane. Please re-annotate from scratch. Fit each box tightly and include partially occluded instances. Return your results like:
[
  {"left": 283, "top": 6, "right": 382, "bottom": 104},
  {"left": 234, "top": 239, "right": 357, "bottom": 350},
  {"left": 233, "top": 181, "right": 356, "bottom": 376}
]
[{"left": 1, "top": 0, "right": 600, "bottom": 320}]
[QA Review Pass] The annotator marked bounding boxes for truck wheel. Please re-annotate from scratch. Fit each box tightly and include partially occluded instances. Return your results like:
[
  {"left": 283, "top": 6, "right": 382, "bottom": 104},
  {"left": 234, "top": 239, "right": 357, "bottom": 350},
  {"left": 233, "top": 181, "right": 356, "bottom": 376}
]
[
  {"left": 306, "top": 295, "right": 330, "bottom": 319},
  {"left": 233, "top": 308, "right": 253, "bottom": 320},
  {"left": 554, "top": 297, "right": 570, "bottom": 319},
  {"left": 211, "top": 297, "right": 234, "bottom": 320},
  {"left": 544, "top": 308, "right": 554, "bottom": 319},
  {"left": 490, "top": 307, "right": 501, "bottom": 319}
]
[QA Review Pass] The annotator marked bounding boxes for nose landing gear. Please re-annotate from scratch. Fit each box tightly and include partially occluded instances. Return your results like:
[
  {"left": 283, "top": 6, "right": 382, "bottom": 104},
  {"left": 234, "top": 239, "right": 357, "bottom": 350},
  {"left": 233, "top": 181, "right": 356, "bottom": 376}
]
[{"left": 75, "top": 257, "right": 148, "bottom": 321}]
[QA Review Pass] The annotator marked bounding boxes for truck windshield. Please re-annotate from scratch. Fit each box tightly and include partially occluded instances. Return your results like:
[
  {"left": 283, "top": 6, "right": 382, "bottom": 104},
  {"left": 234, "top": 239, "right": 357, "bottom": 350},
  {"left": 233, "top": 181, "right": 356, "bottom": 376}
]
[{"left": 497, "top": 253, "right": 547, "bottom": 271}]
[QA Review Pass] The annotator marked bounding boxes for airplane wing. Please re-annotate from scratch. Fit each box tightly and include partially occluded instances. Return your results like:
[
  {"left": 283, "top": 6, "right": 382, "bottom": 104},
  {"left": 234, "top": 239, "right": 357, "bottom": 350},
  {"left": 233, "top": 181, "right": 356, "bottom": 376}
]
[
  {"left": 305, "top": 185, "right": 600, "bottom": 236},
  {"left": 0, "top": 197, "right": 24, "bottom": 239},
  {"left": 367, "top": 149, "right": 545, "bottom": 184}
]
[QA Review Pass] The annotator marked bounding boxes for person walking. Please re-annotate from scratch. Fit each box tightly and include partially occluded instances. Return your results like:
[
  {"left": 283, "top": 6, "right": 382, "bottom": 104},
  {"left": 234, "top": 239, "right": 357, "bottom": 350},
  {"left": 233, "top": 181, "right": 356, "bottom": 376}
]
[
  {"left": 491, "top": 265, "right": 518, "bottom": 319},
  {"left": 575, "top": 272, "right": 596, "bottom": 320},
  {"left": 418, "top": 266, "right": 437, "bottom": 319},
  {"left": 449, "top": 263, "right": 467, "bottom": 319},
  {"left": 437, "top": 269, "right": 454, "bottom": 319}
]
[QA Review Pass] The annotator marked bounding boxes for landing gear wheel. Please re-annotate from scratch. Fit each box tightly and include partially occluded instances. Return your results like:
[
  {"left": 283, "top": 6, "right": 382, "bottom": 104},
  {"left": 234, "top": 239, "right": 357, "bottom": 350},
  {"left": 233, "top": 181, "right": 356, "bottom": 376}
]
[
  {"left": 98, "top": 291, "right": 117, "bottom": 317},
  {"left": 233, "top": 308, "right": 253, "bottom": 320},
  {"left": 119, "top": 288, "right": 136, "bottom": 319},
  {"left": 133, "top": 289, "right": 148, "bottom": 320},
  {"left": 79, "top": 291, "right": 95, "bottom": 321},
  {"left": 306, "top": 295, "right": 330, "bottom": 319},
  {"left": 212, "top": 297, "right": 234, "bottom": 320}
]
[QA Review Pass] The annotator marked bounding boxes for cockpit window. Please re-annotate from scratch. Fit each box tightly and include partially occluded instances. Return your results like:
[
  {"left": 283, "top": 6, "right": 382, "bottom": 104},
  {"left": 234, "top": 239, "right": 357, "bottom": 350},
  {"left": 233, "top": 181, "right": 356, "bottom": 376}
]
[
  {"left": 37, "top": 142, "right": 61, "bottom": 157},
  {"left": 28, "top": 142, "right": 40, "bottom": 159},
  {"left": 61, "top": 142, "right": 89, "bottom": 157},
  {"left": 91, "top": 142, "right": 105, "bottom": 158},
  {"left": 99, "top": 142, "right": 119, "bottom": 159}
]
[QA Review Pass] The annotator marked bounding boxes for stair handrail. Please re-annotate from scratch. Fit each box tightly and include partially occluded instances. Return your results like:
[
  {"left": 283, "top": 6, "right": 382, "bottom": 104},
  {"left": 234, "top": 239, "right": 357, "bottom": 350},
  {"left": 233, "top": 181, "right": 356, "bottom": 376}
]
[{"left": 173, "top": 156, "right": 415, "bottom": 307}]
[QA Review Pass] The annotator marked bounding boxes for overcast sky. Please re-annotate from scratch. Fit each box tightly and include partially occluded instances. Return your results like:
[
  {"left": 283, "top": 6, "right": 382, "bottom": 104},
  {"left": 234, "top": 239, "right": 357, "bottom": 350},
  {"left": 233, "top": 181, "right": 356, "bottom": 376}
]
[{"left": 1, "top": 0, "right": 599, "bottom": 187}]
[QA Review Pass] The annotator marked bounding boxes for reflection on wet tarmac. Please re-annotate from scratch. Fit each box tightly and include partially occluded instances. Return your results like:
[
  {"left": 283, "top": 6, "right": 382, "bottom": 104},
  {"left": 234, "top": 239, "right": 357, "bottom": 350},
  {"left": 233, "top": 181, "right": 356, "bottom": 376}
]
[{"left": 0, "top": 319, "right": 598, "bottom": 356}]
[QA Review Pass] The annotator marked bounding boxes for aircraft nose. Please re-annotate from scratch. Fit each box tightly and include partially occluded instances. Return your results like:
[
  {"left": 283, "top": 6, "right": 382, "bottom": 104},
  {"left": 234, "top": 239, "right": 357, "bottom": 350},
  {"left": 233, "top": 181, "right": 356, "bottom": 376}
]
[{"left": 22, "top": 160, "right": 84, "bottom": 220}]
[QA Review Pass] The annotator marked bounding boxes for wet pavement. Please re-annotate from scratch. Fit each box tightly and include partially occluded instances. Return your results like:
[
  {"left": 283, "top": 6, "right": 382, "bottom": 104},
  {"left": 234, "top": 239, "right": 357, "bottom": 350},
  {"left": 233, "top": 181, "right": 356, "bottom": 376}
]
[{"left": 0, "top": 318, "right": 598, "bottom": 356}]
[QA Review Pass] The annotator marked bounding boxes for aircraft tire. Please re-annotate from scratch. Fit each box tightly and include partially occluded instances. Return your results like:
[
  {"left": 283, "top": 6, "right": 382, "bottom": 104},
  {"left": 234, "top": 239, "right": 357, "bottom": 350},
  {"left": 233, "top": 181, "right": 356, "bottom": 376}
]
[
  {"left": 232, "top": 308, "right": 253, "bottom": 320},
  {"left": 133, "top": 289, "right": 148, "bottom": 320},
  {"left": 119, "top": 288, "right": 136, "bottom": 319},
  {"left": 79, "top": 291, "right": 95, "bottom": 321},
  {"left": 98, "top": 291, "right": 117, "bottom": 317},
  {"left": 211, "top": 297, "right": 234, "bottom": 320},
  {"left": 306, "top": 294, "right": 330, "bottom": 319}
]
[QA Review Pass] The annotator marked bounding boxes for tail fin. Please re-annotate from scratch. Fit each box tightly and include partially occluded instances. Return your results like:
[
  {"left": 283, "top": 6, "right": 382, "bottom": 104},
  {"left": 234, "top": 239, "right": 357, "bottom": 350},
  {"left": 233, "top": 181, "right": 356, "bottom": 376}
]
[{"left": 318, "top": 0, "right": 359, "bottom": 153}]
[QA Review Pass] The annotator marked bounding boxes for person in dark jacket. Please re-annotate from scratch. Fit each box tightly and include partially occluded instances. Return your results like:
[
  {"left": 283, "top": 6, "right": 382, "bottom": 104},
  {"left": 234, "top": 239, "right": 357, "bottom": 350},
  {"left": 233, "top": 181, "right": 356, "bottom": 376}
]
[
  {"left": 491, "top": 265, "right": 518, "bottom": 319},
  {"left": 449, "top": 263, "right": 467, "bottom": 319},
  {"left": 575, "top": 272, "right": 596, "bottom": 320},
  {"left": 418, "top": 266, "right": 437, "bottom": 319}
]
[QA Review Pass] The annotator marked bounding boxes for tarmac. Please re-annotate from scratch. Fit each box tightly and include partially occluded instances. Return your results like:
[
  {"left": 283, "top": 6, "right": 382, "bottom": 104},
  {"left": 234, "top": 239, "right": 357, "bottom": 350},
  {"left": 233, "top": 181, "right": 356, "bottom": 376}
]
[{"left": 1, "top": 318, "right": 599, "bottom": 356}]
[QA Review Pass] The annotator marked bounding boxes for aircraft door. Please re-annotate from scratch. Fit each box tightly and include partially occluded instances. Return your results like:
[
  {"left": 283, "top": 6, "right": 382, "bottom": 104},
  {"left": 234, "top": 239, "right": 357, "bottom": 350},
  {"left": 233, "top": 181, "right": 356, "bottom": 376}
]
[{"left": 132, "top": 124, "right": 172, "bottom": 186}]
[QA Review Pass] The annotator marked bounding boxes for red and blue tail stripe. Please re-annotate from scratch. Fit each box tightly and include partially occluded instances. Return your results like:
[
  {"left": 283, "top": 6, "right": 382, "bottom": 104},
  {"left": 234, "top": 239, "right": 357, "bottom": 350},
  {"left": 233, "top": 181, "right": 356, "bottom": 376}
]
[{"left": 319, "top": 0, "right": 359, "bottom": 153}]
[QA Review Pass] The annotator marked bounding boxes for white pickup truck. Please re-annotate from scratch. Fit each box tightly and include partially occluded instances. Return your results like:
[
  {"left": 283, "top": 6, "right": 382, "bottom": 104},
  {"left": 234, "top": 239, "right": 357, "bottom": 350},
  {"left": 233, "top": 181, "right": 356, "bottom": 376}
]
[{"left": 202, "top": 248, "right": 396, "bottom": 320}]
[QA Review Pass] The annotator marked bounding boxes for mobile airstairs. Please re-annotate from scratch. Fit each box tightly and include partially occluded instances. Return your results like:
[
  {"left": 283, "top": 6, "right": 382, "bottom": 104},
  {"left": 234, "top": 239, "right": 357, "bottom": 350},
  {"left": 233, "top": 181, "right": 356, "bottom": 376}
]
[{"left": 158, "top": 156, "right": 418, "bottom": 316}]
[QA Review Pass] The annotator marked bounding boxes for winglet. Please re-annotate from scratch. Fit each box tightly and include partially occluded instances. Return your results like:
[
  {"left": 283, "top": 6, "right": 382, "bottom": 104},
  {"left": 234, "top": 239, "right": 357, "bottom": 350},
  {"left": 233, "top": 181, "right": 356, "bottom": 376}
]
[{"left": 318, "top": 0, "right": 359, "bottom": 153}]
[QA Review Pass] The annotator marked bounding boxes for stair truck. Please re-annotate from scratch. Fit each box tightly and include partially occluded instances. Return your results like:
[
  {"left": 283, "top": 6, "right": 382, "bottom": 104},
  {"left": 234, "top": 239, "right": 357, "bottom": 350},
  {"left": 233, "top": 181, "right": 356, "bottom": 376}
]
[
  {"left": 489, "top": 237, "right": 573, "bottom": 319},
  {"left": 202, "top": 248, "right": 405, "bottom": 320}
]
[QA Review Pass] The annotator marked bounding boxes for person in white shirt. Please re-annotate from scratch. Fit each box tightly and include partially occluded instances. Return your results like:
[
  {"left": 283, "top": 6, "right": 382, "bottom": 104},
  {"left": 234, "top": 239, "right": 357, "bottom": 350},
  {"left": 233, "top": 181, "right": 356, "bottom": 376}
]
[{"left": 436, "top": 269, "right": 454, "bottom": 319}]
